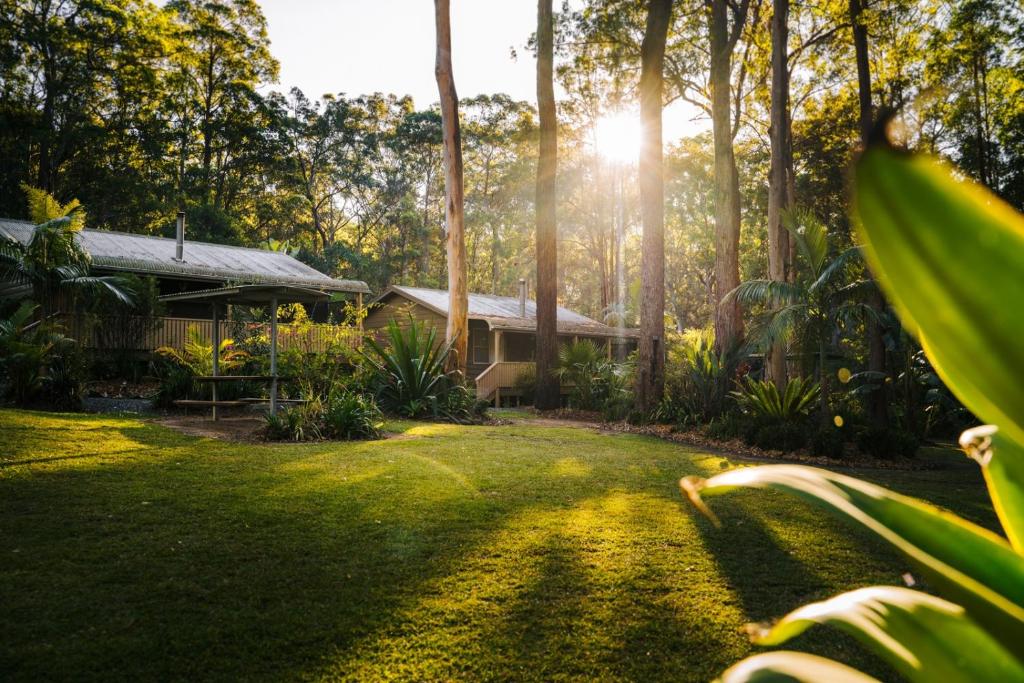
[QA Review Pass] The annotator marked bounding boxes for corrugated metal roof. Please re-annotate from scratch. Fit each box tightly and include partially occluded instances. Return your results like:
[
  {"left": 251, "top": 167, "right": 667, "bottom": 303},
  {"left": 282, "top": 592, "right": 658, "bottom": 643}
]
[
  {"left": 383, "top": 285, "right": 638, "bottom": 338},
  {"left": 0, "top": 218, "right": 370, "bottom": 294}
]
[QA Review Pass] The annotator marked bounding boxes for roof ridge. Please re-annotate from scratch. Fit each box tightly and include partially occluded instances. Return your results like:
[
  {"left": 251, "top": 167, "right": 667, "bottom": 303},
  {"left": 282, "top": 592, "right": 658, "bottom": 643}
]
[
  {"left": 3, "top": 218, "right": 295, "bottom": 257},
  {"left": 82, "top": 227, "right": 294, "bottom": 256}
]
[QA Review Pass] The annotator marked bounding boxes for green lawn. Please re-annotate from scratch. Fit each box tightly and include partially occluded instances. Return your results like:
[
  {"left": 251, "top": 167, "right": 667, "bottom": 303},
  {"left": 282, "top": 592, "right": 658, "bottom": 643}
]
[{"left": 0, "top": 409, "right": 995, "bottom": 681}]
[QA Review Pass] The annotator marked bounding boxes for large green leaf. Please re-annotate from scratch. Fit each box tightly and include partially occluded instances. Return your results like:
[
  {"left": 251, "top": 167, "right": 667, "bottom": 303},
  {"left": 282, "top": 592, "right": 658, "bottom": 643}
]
[
  {"left": 853, "top": 146, "right": 1024, "bottom": 448},
  {"left": 681, "top": 465, "right": 1024, "bottom": 655},
  {"left": 750, "top": 586, "right": 1024, "bottom": 681},
  {"left": 961, "top": 426, "right": 1024, "bottom": 554},
  {"left": 717, "top": 652, "right": 880, "bottom": 683}
]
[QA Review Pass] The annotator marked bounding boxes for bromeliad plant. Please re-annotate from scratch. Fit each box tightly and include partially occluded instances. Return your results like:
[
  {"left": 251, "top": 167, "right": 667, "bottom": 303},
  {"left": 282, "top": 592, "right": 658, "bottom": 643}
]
[
  {"left": 683, "top": 137, "right": 1024, "bottom": 681},
  {"left": 731, "top": 376, "right": 820, "bottom": 422}
]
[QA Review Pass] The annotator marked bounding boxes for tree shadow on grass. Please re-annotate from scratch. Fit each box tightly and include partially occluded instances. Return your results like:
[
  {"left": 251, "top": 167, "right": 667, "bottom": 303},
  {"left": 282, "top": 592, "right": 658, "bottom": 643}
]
[
  {"left": 691, "top": 491, "right": 902, "bottom": 679},
  {"left": 0, "top": 421, "right": 544, "bottom": 680},
  {"left": 0, "top": 413, "right": 948, "bottom": 680}
]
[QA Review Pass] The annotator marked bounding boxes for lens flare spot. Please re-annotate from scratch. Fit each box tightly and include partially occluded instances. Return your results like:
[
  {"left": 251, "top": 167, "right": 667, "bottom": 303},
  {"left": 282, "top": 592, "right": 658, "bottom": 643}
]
[
  {"left": 834, "top": 415, "right": 845, "bottom": 428},
  {"left": 837, "top": 367, "right": 852, "bottom": 384}
]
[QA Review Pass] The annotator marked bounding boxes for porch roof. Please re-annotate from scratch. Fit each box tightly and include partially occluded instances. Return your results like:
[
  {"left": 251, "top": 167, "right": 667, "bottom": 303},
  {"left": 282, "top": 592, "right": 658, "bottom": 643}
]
[{"left": 158, "top": 284, "right": 331, "bottom": 306}]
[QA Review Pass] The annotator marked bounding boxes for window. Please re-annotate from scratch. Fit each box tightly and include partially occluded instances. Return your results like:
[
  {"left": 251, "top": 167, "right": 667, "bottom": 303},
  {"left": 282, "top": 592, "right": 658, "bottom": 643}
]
[{"left": 471, "top": 329, "right": 490, "bottom": 365}]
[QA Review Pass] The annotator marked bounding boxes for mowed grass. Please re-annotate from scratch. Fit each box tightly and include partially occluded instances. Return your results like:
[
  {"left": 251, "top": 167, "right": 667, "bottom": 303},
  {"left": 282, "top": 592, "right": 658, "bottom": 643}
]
[{"left": 0, "top": 409, "right": 995, "bottom": 681}]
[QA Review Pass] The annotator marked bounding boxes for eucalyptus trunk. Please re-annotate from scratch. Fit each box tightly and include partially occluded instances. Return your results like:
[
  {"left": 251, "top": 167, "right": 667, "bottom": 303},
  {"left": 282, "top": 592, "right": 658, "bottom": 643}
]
[
  {"left": 767, "top": 0, "right": 791, "bottom": 388},
  {"left": 850, "top": 0, "right": 889, "bottom": 427},
  {"left": 709, "top": 0, "right": 745, "bottom": 354},
  {"left": 534, "top": 0, "right": 560, "bottom": 409},
  {"left": 434, "top": 0, "right": 468, "bottom": 376},
  {"left": 636, "top": 0, "right": 673, "bottom": 412}
]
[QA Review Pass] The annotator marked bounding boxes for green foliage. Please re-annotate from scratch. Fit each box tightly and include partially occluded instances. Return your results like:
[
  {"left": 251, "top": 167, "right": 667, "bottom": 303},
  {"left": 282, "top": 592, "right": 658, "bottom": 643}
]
[
  {"left": 663, "top": 329, "right": 736, "bottom": 424},
  {"left": 809, "top": 426, "right": 847, "bottom": 459},
  {"left": 0, "top": 188, "right": 134, "bottom": 315},
  {"left": 556, "top": 339, "right": 633, "bottom": 415},
  {"left": 746, "top": 421, "right": 807, "bottom": 452},
  {"left": 731, "top": 376, "right": 820, "bottom": 422},
  {"left": 265, "top": 390, "right": 384, "bottom": 442},
  {"left": 151, "top": 359, "right": 194, "bottom": 411},
  {"left": 684, "top": 148, "right": 1024, "bottom": 680},
  {"left": 361, "top": 318, "right": 475, "bottom": 421},
  {"left": 513, "top": 366, "right": 537, "bottom": 405},
  {"left": 156, "top": 326, "right": 248, "bottom": 377},
  {"left": 854, "top": 426, "right": 919, "bottom": 460},
  {"left": 0, "top": 301, "right": 83, "bottom": 409},
  {"left": 264, "top": 400, "right": 323, "bottom": 442}
]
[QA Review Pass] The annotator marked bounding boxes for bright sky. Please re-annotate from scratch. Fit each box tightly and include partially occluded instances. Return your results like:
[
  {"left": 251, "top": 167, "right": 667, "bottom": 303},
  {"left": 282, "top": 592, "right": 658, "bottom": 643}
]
[{"left": 259, "top": 0, "right": 708, "bottom": 144}]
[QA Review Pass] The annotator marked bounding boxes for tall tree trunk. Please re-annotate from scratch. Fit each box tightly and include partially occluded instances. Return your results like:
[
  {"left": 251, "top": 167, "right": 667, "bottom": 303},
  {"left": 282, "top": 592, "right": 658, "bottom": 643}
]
[
  {"left": 636, "top": 0, "right": 673, "bottom": 412},
  {"left": 850, "top": 0, "right": 888, "bottom": 427},
  {"left": 709, "top": 0, "right": 745, "bottom": 354},
  {"left": 535, "top": 0, "right": 560, "bottom": 410},
  {"left": 850, "top": 0, "right": 872, "bottom": 143},
  {"left": 420, "top": 164, "right": 433, "bottom": 282},
  {"left": 434, "top": 0, "right": 468, "bottom": 376},
  {"left": 766, "top": 0, "right": 790, "bottom": 388}
]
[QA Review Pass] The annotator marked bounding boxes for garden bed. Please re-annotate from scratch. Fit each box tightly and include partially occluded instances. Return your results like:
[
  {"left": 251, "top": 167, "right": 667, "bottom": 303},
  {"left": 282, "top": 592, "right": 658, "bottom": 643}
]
[{"left": 525, "top": 409, "right": 939, "bottom": 471}]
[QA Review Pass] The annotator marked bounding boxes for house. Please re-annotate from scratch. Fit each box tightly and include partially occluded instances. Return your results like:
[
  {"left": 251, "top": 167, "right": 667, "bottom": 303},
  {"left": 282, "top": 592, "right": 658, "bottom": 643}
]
[
  {"left": 365, "top": 283, "right": 638, "bottom": 403},
  {"left": 0, "top": 215, "right": 370, "bottom": 352}
]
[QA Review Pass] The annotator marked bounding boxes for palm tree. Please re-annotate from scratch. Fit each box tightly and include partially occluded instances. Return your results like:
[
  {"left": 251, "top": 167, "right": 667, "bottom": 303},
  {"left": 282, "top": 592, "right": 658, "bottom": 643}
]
[
  {"left": 726, "top": 208, "right": 873, "bottom": 420},
  {"left": 0, "top": 186, "right": 133, "bottom": 318}
]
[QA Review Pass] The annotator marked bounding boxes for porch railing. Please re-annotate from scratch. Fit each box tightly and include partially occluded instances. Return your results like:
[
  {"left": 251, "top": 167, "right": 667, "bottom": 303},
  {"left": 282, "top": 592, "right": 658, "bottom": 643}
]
[
  {"left": 474, "top": 361, "right": 535, "bottom": 401},
  {"left": 57, "top": 314, "right": 362, "bottom": 354}
]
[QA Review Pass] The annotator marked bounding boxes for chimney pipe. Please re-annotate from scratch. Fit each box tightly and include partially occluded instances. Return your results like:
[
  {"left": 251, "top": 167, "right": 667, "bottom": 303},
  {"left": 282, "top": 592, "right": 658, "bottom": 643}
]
[
  {"left": 519, "top": 278, "right": 527, "bottom": 318},
  {"left": 175, "top": 211, "right": 185, "bottom": 262}
]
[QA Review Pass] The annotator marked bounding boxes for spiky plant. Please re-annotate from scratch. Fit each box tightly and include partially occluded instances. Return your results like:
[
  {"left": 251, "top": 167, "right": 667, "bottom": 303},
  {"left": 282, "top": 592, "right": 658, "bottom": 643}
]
[{"left": 361, "top": 317, "right": 457, "bottom": 418}]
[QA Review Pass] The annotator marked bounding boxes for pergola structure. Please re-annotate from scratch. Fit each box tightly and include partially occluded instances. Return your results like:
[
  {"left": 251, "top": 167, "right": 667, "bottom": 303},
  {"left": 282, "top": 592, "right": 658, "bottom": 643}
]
[{"left": 159, "top": 284, "right": 338, "bottom": 419}]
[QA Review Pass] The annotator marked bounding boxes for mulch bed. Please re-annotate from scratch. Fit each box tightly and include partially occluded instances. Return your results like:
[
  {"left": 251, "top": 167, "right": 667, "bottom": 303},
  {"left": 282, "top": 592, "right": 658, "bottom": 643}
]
[
  {"left": 85, "top": 379, "right": 159, "bottom": 399},
  {"left": 523, "top": 408, "right": 938, "bottom": 471}
]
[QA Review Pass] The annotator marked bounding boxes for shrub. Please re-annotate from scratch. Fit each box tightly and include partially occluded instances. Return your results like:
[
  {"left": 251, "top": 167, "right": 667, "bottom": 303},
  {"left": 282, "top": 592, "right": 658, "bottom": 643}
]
[
  {"left": 855, "top": 426, "right": 920, "bottom": 459},
  {"left": 156, "top": 325, "right": 247, "bottom": 376},
  {"left": 556, "top": 339, "right": 633, "bottom": 415},
  {"left": 747, "top": 420, "right": 807, "bottom": 452},
  {"left": 731, "top": 375, "right": 820, "bottom": 421},
  {"left": 437, "top": 383, "right": 488, "bottom": 424},
  {"left": 322, "top": 390, "right": 383, "bottom": 440},
  {"left": 664, "top": 328, "right": 737, "bottom": 423},
  {"left": 0, "top": 302, "right": 84, "bottom": 409},
  {"left": 361, "top": 317, "right": 483, "bottom": 423},
  {"left": 151, "top": 359, "right": 194, "bottom": 410},
  {"left": 705, "top": 412, "right": 744, "bottom": 440},
  {"left": 40, "top": 342, "right": 86, "bottom": 411},
  {"left": 264, "top": 391, "right": 385, "bottom": 442},
  {"left": 264, "top": 399, "right": 323, "bottom": 442},
  {"left": 809, "top": 426, "right": 847, "bottom": 459},
  {"left": 513, "top": 366, "right": 536, "bottom": 405}
]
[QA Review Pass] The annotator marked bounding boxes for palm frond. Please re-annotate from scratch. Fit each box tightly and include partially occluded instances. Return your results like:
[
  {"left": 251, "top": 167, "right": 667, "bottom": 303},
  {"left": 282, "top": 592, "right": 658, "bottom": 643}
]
[
  {"left": 811, "top": 246, "right": 863, "bottom": 292},
  {"left": 726, "top": 279, "right": 803, "bottom": 306},
  {"left": 785, "top": 208, "right": 829, "bottom": 276},
  {"left": 63, "top": 275, "right": 137, "bottom": 307}
]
